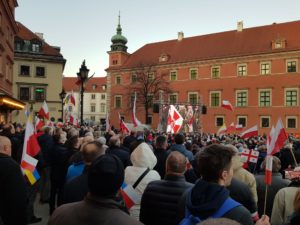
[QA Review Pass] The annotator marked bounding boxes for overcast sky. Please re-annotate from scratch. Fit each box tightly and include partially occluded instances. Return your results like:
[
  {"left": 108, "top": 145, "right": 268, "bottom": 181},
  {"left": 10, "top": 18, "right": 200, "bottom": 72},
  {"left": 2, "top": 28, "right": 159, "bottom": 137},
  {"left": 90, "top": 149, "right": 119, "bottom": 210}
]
[{"left": 16, "top": 0, "right": 300, "bottom": 77}]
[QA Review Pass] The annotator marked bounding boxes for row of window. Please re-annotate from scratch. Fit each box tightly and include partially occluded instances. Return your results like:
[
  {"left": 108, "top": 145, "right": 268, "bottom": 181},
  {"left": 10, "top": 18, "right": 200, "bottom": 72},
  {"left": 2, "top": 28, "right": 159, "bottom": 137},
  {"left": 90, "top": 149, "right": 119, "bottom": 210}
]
[
  {"left": 216, "top": 116, "right": 297, "bottom": 129},
  {"left": 19, "top": 86, "right": 46, "bottom": 102},
  {"left": 90, "top": 94, "right": 106, "bottom": 100},
  {"left": 114, "top": 60, "right": 298, "bottom": 85},
  {"left": 19, "top": 65, "right": 46, "bottom": 77},
  {"left": 15, "top": 39, "right": 42, "bottom": 53},
  {"left": 89, "top": 104, "right": 106, "bottom": 113}
]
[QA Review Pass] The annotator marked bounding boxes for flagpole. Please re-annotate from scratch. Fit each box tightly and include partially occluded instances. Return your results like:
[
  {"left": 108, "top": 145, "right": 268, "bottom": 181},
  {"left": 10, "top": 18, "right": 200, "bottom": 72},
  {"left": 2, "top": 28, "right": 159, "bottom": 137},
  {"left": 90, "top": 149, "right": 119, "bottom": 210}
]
[{"left": 263, "top": 185, "right": 268, "bottom": 215}]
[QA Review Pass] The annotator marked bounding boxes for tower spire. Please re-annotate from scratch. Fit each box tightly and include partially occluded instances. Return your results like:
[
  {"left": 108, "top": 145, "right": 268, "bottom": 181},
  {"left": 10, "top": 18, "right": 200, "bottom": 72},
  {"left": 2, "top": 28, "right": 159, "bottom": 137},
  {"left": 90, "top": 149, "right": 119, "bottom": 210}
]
[{"left": 110, "top": 12, "right": 128, "bottom": 52}]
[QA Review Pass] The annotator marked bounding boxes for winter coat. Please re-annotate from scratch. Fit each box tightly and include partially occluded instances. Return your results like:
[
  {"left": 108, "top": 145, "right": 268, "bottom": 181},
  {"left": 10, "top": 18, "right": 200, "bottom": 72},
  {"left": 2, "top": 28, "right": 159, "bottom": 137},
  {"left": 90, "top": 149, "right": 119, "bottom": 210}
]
[
  {"left": 140, "top": 174, "right": 193, "bottom": 225},
  {"left": 271, "top": 186, "right": 300, "bottom": 225},
  {"left": 106, "top": 145, "right": 131, "bottom": 169},
  {"left": 125, "top": 143, "right": 160, "bottom": 220},
  {"left": 153, "top": 147, "right": 169, "bottom": 178},
  {"left": 186, "top": 179, "right": 254, "bottom": 225},
  {"left": 232, "top": 154, "right": 258, "bottom": 203},
  {"left": 0, "top": 153, "right": 27, "bottom": 225},
  {"left": 48, "top": 194, "right": 143, "bottom": 225},
  {"left": 255, "top": 172, "right": 290, "bottom": 217}
]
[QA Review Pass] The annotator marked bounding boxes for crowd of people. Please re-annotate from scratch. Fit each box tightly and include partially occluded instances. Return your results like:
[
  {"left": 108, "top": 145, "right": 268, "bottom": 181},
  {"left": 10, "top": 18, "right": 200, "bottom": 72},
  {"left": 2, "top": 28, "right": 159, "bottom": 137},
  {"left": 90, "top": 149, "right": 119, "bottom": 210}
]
[{"left": 1, "top": 121, "right": 300, "bottom": 225}]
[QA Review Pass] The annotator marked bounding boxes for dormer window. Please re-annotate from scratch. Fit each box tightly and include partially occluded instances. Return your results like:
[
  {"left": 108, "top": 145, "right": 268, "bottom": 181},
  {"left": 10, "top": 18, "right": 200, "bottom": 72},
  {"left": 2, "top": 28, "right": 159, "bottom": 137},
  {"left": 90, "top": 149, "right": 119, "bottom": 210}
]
[
  {"left": 272, "top": 39, "right": 286, "bottom": 50},
  {"left": 31, "top": 39, "right": 42, "bottom": 53},
  {"left": 159, "top": 53, "right": 169, "bottom": 62},
  {"left": 14, "top": 37, "right": 24, "bottom": 51},
  {"left": 275, "top": 41, "right": 282, "bottom": 49}
]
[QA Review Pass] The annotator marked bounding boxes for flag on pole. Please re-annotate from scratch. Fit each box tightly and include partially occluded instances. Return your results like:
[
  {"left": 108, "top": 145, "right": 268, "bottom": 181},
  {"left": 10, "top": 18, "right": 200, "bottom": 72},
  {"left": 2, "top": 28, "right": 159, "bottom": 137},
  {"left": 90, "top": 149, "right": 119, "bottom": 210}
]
[
  {"left": 267, "top": 118, "right": 288, "bottom": 156},
  {"left": 240, "top": 125, "right": 258, "bottom": 139},
  {"left": 226, "top": 122, "right": 235, "bottom": 133},
  {"left": 235, "top": 124, "right": 243, "bottom": 131},
  {"left": 217, "top": 124, "right": 227, "bottom": 135},
  {"left": 20, "top": 154, "right": 38, "bottom": 172},
  {"left": 166, "top": 105, "right": 183, "bottom": 134},
  {"left": 35, "top": 116, "right": 45, "bottom": 131},
  {"left": 38, "top": 100, "right": 49, "bottom": 119},
  {"left": 132, "top": 92, "right": 142, "bottom": 127},
  {"left": 265, "top": 155, "right": 273, "bottom": 185},
  {"left": 241, "top": 149, "right": 260, "bottom": 163},
  {"left": 24, "top": 169, "right": 40, "bottom": 185},
  {"left": 221, "top": 100, "right": 234, "bottom": 111},
  {"left": 119, "top": 113, "right": 130, "bottom": 133},
  {"left": 105, "top": 113, "right": 110, "bottom": 132}
]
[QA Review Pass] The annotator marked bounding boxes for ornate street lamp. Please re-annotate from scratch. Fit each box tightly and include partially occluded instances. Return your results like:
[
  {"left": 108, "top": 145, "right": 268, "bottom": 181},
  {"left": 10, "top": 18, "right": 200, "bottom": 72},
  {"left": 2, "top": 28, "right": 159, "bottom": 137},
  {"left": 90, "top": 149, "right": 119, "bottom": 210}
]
[
  {"left": 77, "top": 60, "right": 90, "bottom": 124},
  {"left": 59, "top": 88, "right": 66, "bottom": 122}
]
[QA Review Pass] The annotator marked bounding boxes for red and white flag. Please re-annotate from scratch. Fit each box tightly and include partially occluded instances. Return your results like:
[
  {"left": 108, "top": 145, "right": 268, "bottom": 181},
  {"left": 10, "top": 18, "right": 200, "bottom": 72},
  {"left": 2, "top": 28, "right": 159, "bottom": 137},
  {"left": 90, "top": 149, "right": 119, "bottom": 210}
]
[
  {"left": 119, "top": 113, "right": 130, "bottom": 133},
  {"left": 226, "top": 122, "right": 235, "bottom": 133},
  {"left": 21, "top": 154, "right": 38, "bottom": 172},
  {"left": 235, "top": 124, "right": 243, "bottom": 131},
  {"left": 70, "top": 90, "right": 76, "bottom": 106},
  {"left": 240, "top": 125, "right": 258, "bottom": 139},
  {"left": 35, "top": 116, "right": 45, "bottom": 131},
  {"left": 132, "top": 92, "right": 142, "bottom": 127},
  {"left": 69, "top": 114, "right": 78, "bottom": 126},
  {"left": 120, "top": 183, "right": 140, "bottom": 209},
  {"left": 217, "top": 124, "right": 227, "bottom": 135},
  {"left": 221, "top": 100, "right": 234, "bottom": 111},
  {"left": 38, "top": 100, "right": 49, "bottom": 120},
  {"left": 267, "top": 118, "right": 288, "bottom": 156},
  {"left": 241, "top": 149, "right": 260, "bottom": 163},
  {"left": 166, "top": 105, "right": 183, "bottom": 134},
  {"left": 265, "top": 155, "right": 273, "bottom": 185}
]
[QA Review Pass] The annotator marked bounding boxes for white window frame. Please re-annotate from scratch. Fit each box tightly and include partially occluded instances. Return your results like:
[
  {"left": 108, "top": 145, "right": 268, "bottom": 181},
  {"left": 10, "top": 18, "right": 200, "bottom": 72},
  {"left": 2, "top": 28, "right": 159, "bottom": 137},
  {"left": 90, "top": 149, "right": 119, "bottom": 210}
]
[
  {"left": 285, "top": 88, "right": 299, "bottom": 106},
  {"left": 286, "top": 59, "right": 298, "bottom": 73},
  {"left": 235, "top": 90, "right": 248, "bottom": 107},
  {"left": 211, "top": 65, "right": 220, "bottom": 78},
  {"left": 286, "top": 116, "right": 297, "bottom": 129},
  {"left": 190, "top": 68, "right": 198, "bottom": 80},
  {"left": 237, "top": 116, "right": 247, "bottom": 128},
  {"left": 215, "top": 115, "right": 225, "bottom": 127},
  {"left": 260, "top": 61, "right": 271, "bottom": 75},
  {"left": 188, "top": 92, "right": 198, "bottom": 104},
  {"left": 237, "top": 64, "right": 247, "bottom": 76},
  {"left": 258, "top": 89, "right": 272, "bottom": 107},
  {"left": 115, "top": 75, "right": 121, "bottom": 85},
  {"left": 260, "top": 116, "right": 271, "bottom": 128},
  {"left": 170, "top": 70, "right": 177, "bottom": 81},
  {"left": 209, "top": 91, "right": 221, "bottom": 107}
]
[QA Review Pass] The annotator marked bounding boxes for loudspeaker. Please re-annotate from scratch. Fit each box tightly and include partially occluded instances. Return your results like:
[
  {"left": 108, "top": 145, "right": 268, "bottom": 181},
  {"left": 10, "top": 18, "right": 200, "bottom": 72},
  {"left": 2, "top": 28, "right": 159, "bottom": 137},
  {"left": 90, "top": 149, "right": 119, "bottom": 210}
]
[
  {"left": 153, "top": 103, "right": 160, "bottom": 113},
  {"left": 201, "top": 105, "right": 207, "bottom": 114}
]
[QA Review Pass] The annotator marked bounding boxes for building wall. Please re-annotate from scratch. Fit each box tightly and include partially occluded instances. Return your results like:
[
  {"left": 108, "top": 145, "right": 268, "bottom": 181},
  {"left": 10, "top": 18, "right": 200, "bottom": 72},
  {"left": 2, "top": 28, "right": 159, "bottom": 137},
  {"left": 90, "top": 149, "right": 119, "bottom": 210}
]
[
  {"left": 12, "top": 59, "right": 64, "bottom": 123},
  {"left": 108, "top": 51, "right": 300, "bottom": 134}
]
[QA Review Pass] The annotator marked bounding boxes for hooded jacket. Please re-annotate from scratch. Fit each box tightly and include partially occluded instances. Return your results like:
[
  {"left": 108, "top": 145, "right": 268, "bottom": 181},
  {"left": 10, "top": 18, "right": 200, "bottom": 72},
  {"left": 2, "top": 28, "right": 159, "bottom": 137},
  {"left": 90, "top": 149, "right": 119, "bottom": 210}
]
[
  {"left": 185, "top": 179, "right": 253, "bottom": 225},
  {"left": 125, "top": 143, "right": 160, "bottom": 220}
]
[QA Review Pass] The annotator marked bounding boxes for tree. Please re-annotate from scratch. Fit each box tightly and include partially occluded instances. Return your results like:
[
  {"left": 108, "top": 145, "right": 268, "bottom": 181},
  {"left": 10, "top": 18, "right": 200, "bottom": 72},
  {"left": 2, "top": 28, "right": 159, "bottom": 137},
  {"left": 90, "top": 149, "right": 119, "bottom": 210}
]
[{"left": 127, "top": 65, "right": 172, "bottom": 123}]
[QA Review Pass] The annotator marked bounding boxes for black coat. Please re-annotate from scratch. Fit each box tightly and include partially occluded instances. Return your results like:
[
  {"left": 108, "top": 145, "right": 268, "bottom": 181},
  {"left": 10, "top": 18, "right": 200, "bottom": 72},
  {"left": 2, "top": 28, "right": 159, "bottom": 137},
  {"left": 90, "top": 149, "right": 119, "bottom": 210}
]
[
  {"left": 153, "top": 148, "right": 169, "bottom": 178},
  {"left": 106, "top": 146, "right": 131, "bottom": 168},
  {"left": 227, "top": 178, "right": 257, "bottom": 215},
  {"left": 38, "top": 133, "right": 54, "bottom": 167},
  {"left": 0, "top": 153, "right": 28, "bottom": 225},
  {"left": 140, "top": 174, "right": 193, "bottom": 225}
]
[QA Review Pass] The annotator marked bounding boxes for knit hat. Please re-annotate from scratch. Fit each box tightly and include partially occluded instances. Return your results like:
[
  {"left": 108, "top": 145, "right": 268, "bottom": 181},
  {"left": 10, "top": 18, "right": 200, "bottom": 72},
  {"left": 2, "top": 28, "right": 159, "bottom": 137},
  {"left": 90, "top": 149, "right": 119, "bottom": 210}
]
[{"left": 88, "top": 154, "right": 124, "bottom": 197}]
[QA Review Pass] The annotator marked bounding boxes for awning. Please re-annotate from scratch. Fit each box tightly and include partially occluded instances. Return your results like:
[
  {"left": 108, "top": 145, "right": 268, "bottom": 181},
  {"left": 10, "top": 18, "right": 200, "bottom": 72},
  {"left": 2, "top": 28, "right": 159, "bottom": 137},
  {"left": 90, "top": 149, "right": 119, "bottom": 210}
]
[{"left": 0, "top": 93, "right": 25, "bottom": 110}]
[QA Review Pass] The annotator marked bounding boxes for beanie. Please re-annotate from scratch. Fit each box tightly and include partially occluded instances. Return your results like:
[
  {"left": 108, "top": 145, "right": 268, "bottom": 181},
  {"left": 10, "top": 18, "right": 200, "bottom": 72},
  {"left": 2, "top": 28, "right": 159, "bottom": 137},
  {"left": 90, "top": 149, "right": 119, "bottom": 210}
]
[{"left": 88, "top": 154, "right": 124, "bottom": 197}]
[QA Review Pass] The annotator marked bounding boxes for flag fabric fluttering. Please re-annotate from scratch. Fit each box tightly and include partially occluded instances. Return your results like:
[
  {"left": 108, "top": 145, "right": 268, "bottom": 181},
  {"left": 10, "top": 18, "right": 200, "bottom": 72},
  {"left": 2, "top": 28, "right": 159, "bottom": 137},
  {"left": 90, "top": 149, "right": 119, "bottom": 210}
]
[
  {"left": 119, "top": 113, "right": 130, "bottom": 133},
  {"left": 166, "top": 105, "right": 183, "bottom": 134},
  {"left": 226, "top": 122, "right": 235, "bottom": 133},
  {"left": 120, "top": 183, "right": 141, "bottom": 209},
  {"left": 24, "top": 169, "right": 40, "bottom": 185},
  {"left": 35, "top": 116, "right": 45, "bottom": 131},
  {"left": 70, "top": 90, "right": 76, "bottom": 106},
  {"left": 235, "top": 124, "right": 243, "bottom": 131},
  {"left": 132, "top": 92, "right": 142, "bottom": 127},
  {"left": 38, "top": 100, "right": 49, "bottom": 119},
  {"left": 265, "top": 155, "right": 273, "bottom": 185},
  {"left": 241, "top": 149, "right": 260, "bottom": 163},
  {"left": 20, "top": 154, "right": 38, "bottom": 172},
  {"left": 217, "top": 124, "right": 227, "bottom": 136},
  {"left": 240, "top": 125, "right": 258, "bottom": 139},
  {"left": 221, "top": 100, "right": 234, "bottom": 111}
]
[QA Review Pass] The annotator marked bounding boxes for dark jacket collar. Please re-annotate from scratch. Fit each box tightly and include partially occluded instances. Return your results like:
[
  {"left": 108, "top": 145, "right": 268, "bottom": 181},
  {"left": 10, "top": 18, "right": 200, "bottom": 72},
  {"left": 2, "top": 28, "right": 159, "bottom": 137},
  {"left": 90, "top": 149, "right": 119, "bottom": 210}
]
[
  {"left": 85, "top": 193, "right": 122, "bottom": 209},
  {"left": 0, "top": 152, "right": 9, "bottom": 158},
  {"left": 164, "top": 173, "right": 187, "bottom": 182}
]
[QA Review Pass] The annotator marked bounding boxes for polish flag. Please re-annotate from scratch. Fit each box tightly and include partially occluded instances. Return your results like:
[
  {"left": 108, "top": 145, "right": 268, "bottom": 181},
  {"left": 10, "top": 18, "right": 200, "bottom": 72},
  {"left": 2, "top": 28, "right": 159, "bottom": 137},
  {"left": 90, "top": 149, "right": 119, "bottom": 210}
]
[
  {"left": 235, "top": 124, "right": 243, "bottom": 131},
  {"left": 221, "top": 100, "right": 234, "bottom": 111},
  {"left": 21, "top": 154, "right": 38, "bottom": 172},
  {"left": 119, "top": 113, "right": 130, "bottom": 133},
  {"left": 217, "top": 124, "right": 227, "bottom": 135},
  {"left": 120, "top": 183, "right": 140, "bottom": 209},
  {"left": 35, "top": 116, "right": 45, "bottom": 131},
  {"left": 38, "top": 100, "right": 49, "bottom": 120},
  {"left": 267, "top": 118, "right": 288, "bottom": 156},
  {"left": 166, "top": 105, "right": 183, "bottom": 134},
  {"left": 105, "top": 113, "right": 110, "bottom": 132},
  {"left": 265, "top": 155, "right": 273, "bottom": 185},
  {"left": 226, "top": 122, "right": 235, "bottom": 133},
  {"left": 240, "top": 125, "right": 258, "bottom": 139},
  {"left": 132, "top": 92, "right": 142, "bottom": 127}
]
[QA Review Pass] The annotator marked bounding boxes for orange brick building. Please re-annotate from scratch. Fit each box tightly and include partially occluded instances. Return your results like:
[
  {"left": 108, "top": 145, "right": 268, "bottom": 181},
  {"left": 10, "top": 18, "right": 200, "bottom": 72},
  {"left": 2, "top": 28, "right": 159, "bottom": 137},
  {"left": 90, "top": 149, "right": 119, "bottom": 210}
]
[{"left": 106, "top": 20, "right": 300, "bottom": 134}]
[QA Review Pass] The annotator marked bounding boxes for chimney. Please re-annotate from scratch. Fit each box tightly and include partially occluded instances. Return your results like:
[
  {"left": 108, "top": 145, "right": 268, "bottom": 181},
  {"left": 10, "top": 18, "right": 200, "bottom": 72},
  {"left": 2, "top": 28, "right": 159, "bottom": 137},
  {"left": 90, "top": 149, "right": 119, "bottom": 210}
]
[
  {"left": 35, "top": 32, "right": 44, "bottom": 40},
  {"left": 237, "top": 21, "right": 243, "bottom": 32},
  {"left": 178, "top": 31, "right": 184, "bottom": 41}
]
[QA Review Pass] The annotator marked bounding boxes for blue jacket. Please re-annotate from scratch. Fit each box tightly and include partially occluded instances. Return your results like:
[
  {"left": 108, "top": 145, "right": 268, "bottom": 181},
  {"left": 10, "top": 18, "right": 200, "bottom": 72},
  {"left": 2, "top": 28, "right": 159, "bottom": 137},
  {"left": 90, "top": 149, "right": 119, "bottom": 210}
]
[{"left": 169, "top": 144, "right": 194, "bottom": 162}]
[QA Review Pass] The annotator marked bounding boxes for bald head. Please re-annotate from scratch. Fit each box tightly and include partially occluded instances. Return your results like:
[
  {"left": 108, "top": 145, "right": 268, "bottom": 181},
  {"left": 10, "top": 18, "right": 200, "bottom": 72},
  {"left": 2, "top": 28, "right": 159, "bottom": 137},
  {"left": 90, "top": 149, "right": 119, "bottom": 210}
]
[
  {"left": 0, "top": 136, "right": 12, "bottom": 156},
  {"left": 166, "top": 151, "right": 187, "bottom": 174},
  {"left": 81, "top": 141, "right": 105, "bottom": 165}
]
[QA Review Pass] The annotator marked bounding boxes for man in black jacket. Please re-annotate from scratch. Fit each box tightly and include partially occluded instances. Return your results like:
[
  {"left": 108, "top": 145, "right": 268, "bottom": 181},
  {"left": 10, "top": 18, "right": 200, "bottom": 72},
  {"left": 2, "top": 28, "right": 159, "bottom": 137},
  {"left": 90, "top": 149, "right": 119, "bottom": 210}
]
[
  {"left": 140, "top": 151, "right": 193, "bottom": 225},
  {"left": 106, "top": 135, "right": 131, "bottom": 168},
  {"left": 153, "top": 135, "right": 169, "bottom": 178},
  {"left": 0, "top": 136, "right": 28, "bottom": 225},
  {"left": 183, "top": 144, "right": 270, "bottom": 225}
]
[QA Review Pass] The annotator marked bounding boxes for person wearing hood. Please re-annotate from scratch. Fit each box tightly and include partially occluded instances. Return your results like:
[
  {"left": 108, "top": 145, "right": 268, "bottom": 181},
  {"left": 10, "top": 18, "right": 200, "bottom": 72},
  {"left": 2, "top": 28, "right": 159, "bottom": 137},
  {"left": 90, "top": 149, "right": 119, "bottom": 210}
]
[
  {"left": 182, "top": 144, "right": 269, "bottom": 225},
  {"left": 124, "top": 142, "right": 160, "bottom": 220}
]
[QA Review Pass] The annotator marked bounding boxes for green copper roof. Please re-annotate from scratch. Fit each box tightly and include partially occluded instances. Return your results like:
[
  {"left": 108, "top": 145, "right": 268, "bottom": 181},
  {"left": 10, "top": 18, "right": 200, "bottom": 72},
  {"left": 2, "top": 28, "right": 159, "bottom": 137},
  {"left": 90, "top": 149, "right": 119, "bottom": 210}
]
[{"left": 111, "top": 12, "right": 128, "bottom": 44}]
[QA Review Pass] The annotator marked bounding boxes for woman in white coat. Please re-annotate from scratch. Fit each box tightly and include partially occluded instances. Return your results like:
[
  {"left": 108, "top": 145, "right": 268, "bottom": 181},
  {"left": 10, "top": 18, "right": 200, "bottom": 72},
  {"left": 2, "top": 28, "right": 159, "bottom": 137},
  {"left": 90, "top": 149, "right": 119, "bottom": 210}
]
[{"left": 124, "top": 142, "right": 161, "bottom": 220}]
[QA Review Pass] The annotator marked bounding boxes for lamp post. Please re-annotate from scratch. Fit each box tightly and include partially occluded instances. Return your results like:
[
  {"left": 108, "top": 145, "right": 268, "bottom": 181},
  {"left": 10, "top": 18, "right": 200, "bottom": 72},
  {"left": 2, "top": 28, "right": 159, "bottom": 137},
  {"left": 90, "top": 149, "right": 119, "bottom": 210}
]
[
  {"left": 77, "top": 60, "right": 90, "bottom": 125},
  {"left": 59, "top": 88, "right": 66, "bottom": 122}
]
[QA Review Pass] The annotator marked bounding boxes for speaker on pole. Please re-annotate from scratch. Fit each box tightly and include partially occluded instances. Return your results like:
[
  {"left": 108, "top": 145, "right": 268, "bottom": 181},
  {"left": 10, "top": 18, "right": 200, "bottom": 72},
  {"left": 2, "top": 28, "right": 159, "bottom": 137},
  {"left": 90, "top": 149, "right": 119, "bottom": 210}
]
[{"left": 153, "top": 103, "right": 160, "bottom": 113}]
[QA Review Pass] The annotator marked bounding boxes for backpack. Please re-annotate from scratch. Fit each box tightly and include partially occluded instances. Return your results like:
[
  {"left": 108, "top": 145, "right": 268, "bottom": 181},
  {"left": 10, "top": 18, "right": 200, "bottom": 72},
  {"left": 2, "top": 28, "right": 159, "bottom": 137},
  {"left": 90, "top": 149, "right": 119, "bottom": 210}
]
[{"left": 179, "top": 197, "right": 241, "bottom": 225}]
